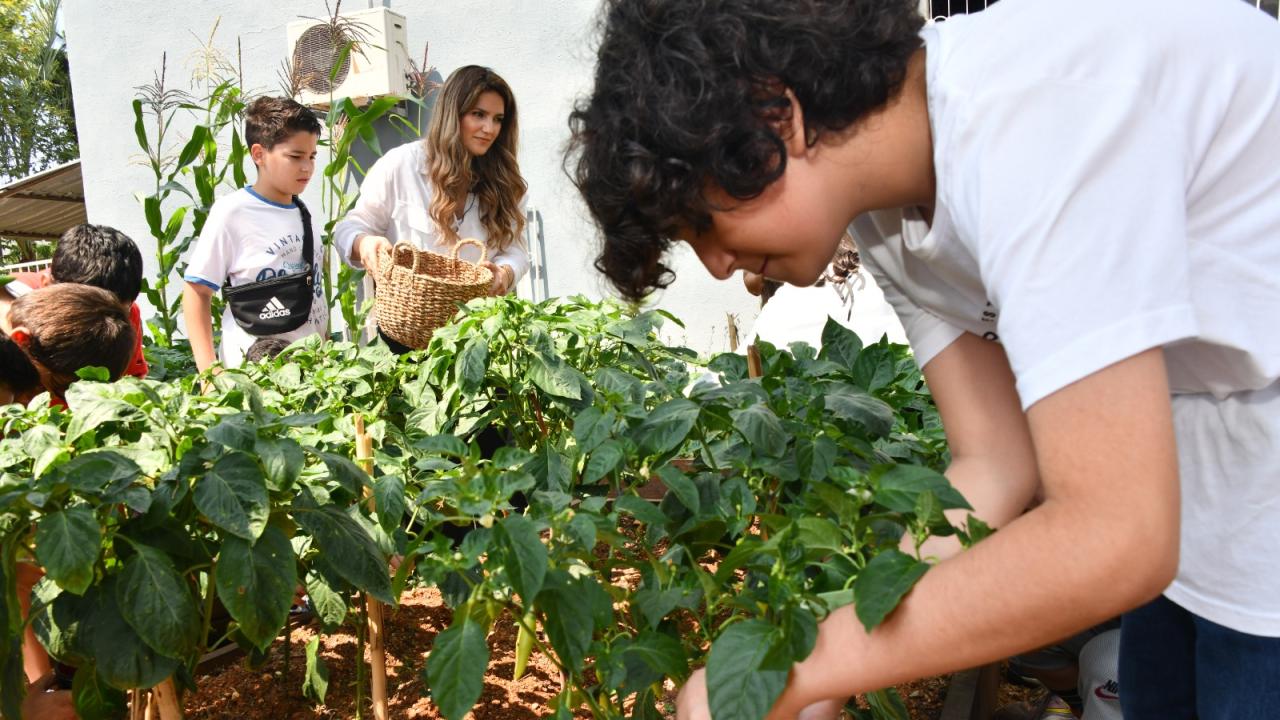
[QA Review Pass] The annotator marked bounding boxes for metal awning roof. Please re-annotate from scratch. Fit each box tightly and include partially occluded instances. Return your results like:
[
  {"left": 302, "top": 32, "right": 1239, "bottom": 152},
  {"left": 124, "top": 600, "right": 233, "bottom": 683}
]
[{"left": 0, "top": 160, "right": 86, "bottom": 241}]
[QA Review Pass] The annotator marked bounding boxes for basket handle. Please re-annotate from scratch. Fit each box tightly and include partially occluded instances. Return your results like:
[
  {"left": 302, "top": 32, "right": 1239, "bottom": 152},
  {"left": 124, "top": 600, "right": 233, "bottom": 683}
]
[
  {"left": 373, "top": 244, "right": 404, "bottom": 281},
  {"left": 451, "top": 238, "right": 488, "bottom": 265}
]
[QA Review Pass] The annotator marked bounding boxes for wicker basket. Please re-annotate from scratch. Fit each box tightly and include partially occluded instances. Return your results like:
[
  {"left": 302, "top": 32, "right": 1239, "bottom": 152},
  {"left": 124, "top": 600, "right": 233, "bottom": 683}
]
[{"left": 374, "top": 238, "right": 493, "bottom": 350}]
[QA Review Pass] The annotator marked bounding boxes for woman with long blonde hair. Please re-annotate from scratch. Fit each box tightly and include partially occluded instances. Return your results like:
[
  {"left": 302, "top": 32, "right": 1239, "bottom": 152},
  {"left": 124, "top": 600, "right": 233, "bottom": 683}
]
[{"left": 335, "top": 65, "right": 528, "bottom": 350}]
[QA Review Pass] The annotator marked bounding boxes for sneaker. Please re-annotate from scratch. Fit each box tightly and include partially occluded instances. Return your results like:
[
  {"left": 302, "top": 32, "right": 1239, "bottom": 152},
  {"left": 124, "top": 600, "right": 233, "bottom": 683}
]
[{"left": 994, "top": 694, "right": 1077, "bottom": 720}]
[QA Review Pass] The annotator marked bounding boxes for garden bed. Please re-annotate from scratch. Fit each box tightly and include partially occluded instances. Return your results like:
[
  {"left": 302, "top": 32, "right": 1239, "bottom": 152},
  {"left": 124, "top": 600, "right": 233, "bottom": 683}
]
[{"left": 186, "top": 586, "right": 963, "bottom": 719}]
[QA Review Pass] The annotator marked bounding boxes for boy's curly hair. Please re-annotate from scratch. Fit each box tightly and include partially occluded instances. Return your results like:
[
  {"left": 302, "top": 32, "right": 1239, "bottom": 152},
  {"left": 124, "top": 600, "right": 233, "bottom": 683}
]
[
  {"left": 568, "top": 0, "right": 923, "bottom": 300},
  {"left": 52, "top": 224, "right": 144, "bottom": 303}
]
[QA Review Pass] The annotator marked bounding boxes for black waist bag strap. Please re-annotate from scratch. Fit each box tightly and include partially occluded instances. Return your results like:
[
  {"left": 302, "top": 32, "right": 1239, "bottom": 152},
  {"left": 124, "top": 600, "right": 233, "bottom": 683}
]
[{"left": 221, "top": 196, "right": 316, "bottom": 337}]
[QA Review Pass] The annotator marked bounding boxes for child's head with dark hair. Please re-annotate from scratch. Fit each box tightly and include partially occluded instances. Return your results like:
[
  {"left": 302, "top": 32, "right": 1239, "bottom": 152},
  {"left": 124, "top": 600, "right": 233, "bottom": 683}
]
[
  {"left": 245, "top": 96, "right": 322, "bottom": 150},
  {"left": 568, "top": 0, "right": 923, "bottom": 300},
  {"left": 51, "top": 224, "right": 144, "bottom": 302},
  {"left": 245, "top": 96, "right": 321, "bottom": 201},
  {"left": 245, "top": 337, "right": 292, "bottom": 363},
  {"left": 5, "top": 284, "right": 134, "bottom": 397}
]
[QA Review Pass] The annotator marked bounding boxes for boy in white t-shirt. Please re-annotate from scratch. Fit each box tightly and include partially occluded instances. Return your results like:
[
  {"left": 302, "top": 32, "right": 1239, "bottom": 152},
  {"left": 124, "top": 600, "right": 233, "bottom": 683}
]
[
  {"left": 570, "top": 0, "right": 1280, "bottom": 718},
  {"left": 182, "top": 96, "right": 326, "bottom": 372}
]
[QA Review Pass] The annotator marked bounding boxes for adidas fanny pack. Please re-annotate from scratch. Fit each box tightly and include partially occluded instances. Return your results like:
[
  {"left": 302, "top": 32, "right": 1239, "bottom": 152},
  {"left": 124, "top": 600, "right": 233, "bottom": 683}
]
[{"left": 221, "top": 196, "right": 316, "bottom": 337}]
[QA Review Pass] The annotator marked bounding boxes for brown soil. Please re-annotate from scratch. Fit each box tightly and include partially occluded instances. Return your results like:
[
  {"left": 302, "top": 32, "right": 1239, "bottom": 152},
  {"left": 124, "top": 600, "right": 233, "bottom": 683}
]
[{"left": 182, "top": 585, "right": 976, "bottom": 720}]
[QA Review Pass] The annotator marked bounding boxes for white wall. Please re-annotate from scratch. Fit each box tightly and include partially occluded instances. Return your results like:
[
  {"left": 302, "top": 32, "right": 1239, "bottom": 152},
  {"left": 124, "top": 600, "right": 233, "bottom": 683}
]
[{"left": 63, "top": 0, "right": 759, "bottom": 355}]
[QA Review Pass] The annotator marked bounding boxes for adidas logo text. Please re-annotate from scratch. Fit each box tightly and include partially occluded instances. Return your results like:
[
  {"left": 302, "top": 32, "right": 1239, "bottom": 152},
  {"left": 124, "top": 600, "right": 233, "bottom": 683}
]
[{"left": 259, "top": 297, "right": 292, "bottom": 320}]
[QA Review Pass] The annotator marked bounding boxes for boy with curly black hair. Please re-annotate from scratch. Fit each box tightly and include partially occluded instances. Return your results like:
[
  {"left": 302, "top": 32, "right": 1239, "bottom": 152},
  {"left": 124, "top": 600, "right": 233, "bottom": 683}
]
[{"left": 570, "top": 1, "right": 1280, "bottom": 718}]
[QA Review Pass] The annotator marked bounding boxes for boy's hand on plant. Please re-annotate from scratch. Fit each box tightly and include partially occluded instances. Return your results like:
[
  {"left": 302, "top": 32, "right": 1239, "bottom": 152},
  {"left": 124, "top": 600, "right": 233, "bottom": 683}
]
[
  {"left": 676, "top": 668, "right": 710, "bottom": 720},
  {"left": 677, "top": 668, "right": 845, "bottom": 720},
  {"left": 355, "top": 235, "right": 393, "bottom": 275},
  {"left": 23, "top": 673, "right": 75, "bottom": 720}
]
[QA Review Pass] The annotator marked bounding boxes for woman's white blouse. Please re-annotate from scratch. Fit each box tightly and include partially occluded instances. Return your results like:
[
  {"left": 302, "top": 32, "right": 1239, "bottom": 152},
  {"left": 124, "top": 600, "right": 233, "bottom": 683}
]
[{"left": 333, "top": 140, "right": 530, "bottom": 282}]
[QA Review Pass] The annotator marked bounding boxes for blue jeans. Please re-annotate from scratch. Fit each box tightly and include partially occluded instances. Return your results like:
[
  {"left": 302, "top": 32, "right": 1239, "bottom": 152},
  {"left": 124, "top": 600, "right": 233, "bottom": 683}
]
[{"left": 1119, "top": 595, "right": 1280, "bottom": 719}]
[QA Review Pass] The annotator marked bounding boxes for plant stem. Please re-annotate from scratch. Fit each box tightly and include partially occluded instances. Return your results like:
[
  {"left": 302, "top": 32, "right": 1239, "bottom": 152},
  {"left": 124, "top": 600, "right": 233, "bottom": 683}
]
[{"left": 200, "top": 560, "right": 217, "bottom": 653}]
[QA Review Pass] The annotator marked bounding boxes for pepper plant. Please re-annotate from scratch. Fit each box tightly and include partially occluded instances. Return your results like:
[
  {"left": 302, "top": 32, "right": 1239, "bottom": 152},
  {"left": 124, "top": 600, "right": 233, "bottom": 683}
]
[{"left": 2, "top": 296, "right": 982, "bottom": 720}]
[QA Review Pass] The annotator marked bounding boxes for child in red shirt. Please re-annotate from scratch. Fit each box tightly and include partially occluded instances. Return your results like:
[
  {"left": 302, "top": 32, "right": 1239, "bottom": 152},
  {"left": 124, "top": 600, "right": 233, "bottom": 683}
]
[{"left": 8, "top": 223, "right": 148, "bottom": 378}]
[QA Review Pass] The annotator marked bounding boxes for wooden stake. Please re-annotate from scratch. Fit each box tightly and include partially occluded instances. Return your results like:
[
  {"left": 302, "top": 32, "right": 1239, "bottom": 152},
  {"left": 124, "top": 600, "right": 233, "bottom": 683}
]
[
  {"left": 354, "top": 414, "right": 388, "bottom": 720},
  {"left": 367, "top": 599, "right": 387, "bottom": 720},
  {"left": 151, "top": 678, "right": 183, "bottom": 719},
  {"left": 746, "top": 343, "right": 763, "bottom": 379},
  {"left": 130, "top": 689, "right": 145, "bottom": 720}
]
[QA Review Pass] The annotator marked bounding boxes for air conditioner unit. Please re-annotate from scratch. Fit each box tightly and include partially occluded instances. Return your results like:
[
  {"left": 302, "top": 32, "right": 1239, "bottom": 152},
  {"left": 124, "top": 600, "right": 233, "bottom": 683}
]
[{"left": 286, "top": 7, "right": 409, "bottom": 108}]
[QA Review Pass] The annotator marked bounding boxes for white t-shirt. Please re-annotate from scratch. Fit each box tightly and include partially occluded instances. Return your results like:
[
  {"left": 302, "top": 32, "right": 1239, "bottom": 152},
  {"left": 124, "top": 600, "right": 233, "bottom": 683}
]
[
  {"left": 855, "top": 0, "right": 1280, "bottom": 635},
  {"left": 184, "top": 188, "right": 327, "bottom": 368},
  {"left": 746, "top": 269, "right": 907, "bottom": 351},
  {"left": 333, "top": 140, "right": 529, "bottom": 281}
]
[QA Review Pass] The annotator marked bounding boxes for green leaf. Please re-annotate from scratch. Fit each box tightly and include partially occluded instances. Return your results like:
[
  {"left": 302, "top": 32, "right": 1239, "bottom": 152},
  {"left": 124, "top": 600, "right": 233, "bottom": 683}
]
[
  {"left": 497, "top": 515, "right": 547, "bottom": 603},
  {"left": 88, "top": 578, "right": 180, "bottom": 689},
  {"left": 216, "top": 526, "right": 297, "bottom": 651},
  {"left": 143, "top": 194, "right": 162, "bottom": 239},
  {"left": 526, "top": 444, "right": 570, "bottom": 492},
  {"left": 291, "top": 502, "right": 394, "bottom": 604},
  {"left": 374, "top": 475, "right": 406, "bottom": 533},
  {"left": 76, "top": 366, "right": 111, "bottom": 382},
  {"left": 572, "top": 407, "right": 610, "bottom": 453},
  {"left": 623, "top": 631, "right": 686, "bottom": 688},
  {"left": 426, "top": 618, "right": 489, "bottom": 720},
  {"left": 257, "top": 436, "right": 304, "bottom": 492},
  {"left": 305, "top": 572, "right": 347, "bottom": 630},
  {"left": 58, "top": 451, "right": 142, "bottom": 496},
  {"left": 866, "top": 688, "right": 911, "bottom": 720},
  {"left": 634, "top": 399, "right": 700, "bottom": 455},
  {"left": 162, "top": 205, "right": 189, "bottom": 243},
  {"left": 795, "top": 517, "right": 844, "bottom": 554},
  {"left": 317, "top": 452, "right": 369, "bottom": 495},
  {"left": 963, "top": 514, "right": 995, "bottom": 546},
  {"left": 207, "top": 415, "right": 256, "bottom": 451},
  {"left": 706, "top": 620, "right": 788, "bottom": 720},
  {"left": 820, "top": 316, "right": 864, "bottom": 369},
  {"left": 22, "top": 424, "right": 66, "bottom": 478},
  {"left": 30, "top": 579, "right": 91, "bottom": 665},
  {"left": 731, "top": 403, "right": 787, "bottom": 458},
  {"left": 413, "top": 434, "right": 469, "bottom": 459},
  {"left": 457, "top": 336, "right": 489, "bottom": 393},
  {"left": 631, "top": 583, "right": 699, "bottom": 630},
  {"left": 824, "top": 385, "right": 894, "bottom": 438},
  {"left": 538, "top": 572, "right": 594, "bottom": 673},
  {"left": 852, "top": 343, "right": 897, "bottom": 392},
  {"left": 118, "top": 545, "right": 200, "bottom": 659},
  {"left": 72, "top": 664, "right": 128, "bottom": 720},
  {"left": 656, "top": 465, "right": 700, "bottom": 515},
  {"left": 527, "top": 354, "right": 582, "bottom": 400},
  {"left": 195, "top": 452, "right": 270, "bottom": 541},
  {"left": 176, "top": 124, "right": 208, "bottom": 168},
  {"left": 796, "top": 435, "right": 837, "bottom": 483},
  {"left": 874, "top": 465, "right": 971, "bottom": 514},
  {"left": 132, "top": 99, "right": 151, "bottom": 154},
  {"left": 615, "top": 495, "right": 668, "bottom": 529},
  {"left": 852, "top": 550, "right": 929, "bottom": 632},
  {"left": 303, "top": 636, "right": 329, "bottom": 703},
  {"left": 64, "top": 384, "right": 144, "bottom": 442},
  {"left": 35, "top": 507, "right": 100, "bottom": 595},
  {"left": 584, "top": 440, "right": 624, "bottom": 483}
]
